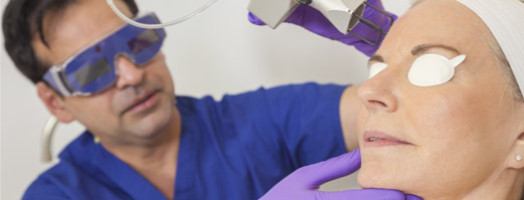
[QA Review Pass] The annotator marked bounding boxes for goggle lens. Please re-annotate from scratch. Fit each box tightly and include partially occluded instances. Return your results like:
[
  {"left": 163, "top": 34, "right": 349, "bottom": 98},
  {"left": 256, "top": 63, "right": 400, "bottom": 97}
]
[{"left": 43, "top": 13, "right": 166, "bottom": 96}]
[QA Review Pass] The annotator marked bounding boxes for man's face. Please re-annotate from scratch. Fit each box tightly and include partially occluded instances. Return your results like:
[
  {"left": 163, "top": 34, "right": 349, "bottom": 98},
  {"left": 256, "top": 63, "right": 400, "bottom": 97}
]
[
  {"left": 357, "top": 0, "right": 524, "bottom": 198},
  {"left": 33, "top": 0, "right": 176, "bottom": 145}
]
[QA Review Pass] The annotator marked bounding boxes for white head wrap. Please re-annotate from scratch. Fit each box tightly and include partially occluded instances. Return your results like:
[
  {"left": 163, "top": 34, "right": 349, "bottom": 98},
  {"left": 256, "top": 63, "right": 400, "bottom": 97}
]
[{"left": 457, "top": 0, "right": 524, "bottom": 96}]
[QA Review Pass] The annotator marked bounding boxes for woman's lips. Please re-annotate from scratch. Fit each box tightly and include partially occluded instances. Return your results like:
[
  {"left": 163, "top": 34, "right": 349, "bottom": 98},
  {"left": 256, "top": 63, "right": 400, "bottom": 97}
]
[{"left": 363, "top": 131, "right": 411, "bottom": 147}]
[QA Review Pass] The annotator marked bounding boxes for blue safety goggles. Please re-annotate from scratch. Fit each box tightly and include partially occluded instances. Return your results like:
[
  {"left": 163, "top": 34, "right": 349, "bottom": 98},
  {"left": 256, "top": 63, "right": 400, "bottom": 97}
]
[{"left": 43, "top": 13, "right": 166, "bottom": 96}]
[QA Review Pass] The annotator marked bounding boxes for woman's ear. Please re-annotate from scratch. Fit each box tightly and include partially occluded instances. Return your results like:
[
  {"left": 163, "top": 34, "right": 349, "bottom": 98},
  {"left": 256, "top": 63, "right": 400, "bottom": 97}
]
[
  {"left": 36, "top": 82, "right": 75, "bottom": 123},
  {"left": 506, "top": 133, "right": 524, "bottom": 169}
]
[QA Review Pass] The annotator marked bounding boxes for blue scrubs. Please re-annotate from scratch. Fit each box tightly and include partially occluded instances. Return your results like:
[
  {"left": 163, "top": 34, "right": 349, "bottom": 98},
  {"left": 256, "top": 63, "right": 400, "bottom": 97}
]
[{"left": 23, "top": 83, "right": 348, "bottom": 200}]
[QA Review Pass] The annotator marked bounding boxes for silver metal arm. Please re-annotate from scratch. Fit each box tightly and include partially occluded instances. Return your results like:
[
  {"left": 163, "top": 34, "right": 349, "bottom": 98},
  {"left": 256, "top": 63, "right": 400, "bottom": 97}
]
[{"left": 41, "top": 116, "right": 58, "bottom": 163}]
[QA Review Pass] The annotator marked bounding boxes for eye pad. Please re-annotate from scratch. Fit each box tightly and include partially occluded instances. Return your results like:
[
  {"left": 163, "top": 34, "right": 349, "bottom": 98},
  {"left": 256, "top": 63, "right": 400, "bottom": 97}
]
[
  {"left": 369, "top": 62, "right": 388, "bottom": 79},
  {"left": 408, "top": 54, "right": 466, "bottom": 87}
]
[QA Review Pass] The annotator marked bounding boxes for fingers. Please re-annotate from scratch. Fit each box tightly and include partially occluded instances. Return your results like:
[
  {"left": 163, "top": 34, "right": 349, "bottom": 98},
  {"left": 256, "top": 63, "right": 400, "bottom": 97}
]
[
  {"left": 316, "top": 188, "right": 409, "bottom": 200},
  {"left": 364, "top": 0, "right": 386, "bottom": 17},
  {"left": 291, "top": 149, "right": 362, "bottom": 187},
  {"left": 406, "top": 194, "right": 424, "bottom": 200}
]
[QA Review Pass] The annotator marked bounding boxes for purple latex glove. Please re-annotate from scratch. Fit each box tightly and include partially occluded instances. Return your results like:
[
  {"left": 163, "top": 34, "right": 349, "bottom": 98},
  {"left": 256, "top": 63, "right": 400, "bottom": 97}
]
[
  {"left": 259, "top": 149, "right": 422, "bottom": 200},
  {"left": 248, "top": 0, "right": 397, "bottom": 56}
]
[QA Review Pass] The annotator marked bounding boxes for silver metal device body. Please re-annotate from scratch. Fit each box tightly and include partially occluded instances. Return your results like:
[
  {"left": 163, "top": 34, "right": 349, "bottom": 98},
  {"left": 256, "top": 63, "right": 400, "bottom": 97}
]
[
  {"left": 247, "top": 0, "right": 366, "bottom": 34},
  {"left": 248, "top": 0, "right": 395, "bottom": 46}
]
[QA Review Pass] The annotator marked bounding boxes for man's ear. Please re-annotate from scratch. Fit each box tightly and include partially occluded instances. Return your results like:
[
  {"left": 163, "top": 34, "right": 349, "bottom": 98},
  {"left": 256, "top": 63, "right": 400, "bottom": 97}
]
[{"left": 36, "top": 82, "right": 75, "bottom": 123}]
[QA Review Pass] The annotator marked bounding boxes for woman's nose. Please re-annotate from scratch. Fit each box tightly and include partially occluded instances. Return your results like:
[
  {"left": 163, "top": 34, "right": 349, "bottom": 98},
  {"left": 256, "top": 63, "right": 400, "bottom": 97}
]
[
  {"left": 358, "top": 70, "right": 398, "bottom": 113},
  {"left": 115, "top": 56, "right": 145, "bottom": 89}
]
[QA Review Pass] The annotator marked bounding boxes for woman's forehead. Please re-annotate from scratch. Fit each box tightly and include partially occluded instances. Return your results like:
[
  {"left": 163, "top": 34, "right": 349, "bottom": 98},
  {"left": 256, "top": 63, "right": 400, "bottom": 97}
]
[{"left": 379, "top": 0, "right": 491, "bottom": 57}]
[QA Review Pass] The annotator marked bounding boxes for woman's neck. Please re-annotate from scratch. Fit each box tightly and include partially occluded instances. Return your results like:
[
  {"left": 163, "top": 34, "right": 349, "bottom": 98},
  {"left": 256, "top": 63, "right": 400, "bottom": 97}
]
[
  {"left": 425, "top": 168, "right": 524, "bottom": 200},
  {"left": 463, "top": 168, "right": 524, "bottom": 200}
]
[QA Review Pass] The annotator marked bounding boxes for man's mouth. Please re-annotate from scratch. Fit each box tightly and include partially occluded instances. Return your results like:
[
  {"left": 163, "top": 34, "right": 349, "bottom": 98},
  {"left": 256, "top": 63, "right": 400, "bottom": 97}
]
[{"left": 123, "top": 91, "right": 160, "bottom": 115}]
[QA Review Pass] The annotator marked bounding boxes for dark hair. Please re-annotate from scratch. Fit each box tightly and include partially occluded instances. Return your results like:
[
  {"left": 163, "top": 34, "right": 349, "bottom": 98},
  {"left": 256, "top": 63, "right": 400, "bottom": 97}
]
[{"left": 2, "top": 0, "right": 139, "bottom": 84}]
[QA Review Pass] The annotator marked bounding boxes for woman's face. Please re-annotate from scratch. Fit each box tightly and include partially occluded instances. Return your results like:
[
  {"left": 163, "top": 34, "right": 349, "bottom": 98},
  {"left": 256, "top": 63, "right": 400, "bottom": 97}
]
[{"left": 357, "top": 0, "right": 524, "bottom": 198}]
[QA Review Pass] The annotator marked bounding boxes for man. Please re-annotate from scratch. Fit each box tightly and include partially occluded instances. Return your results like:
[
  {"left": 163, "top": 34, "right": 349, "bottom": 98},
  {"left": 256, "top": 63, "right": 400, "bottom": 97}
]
[{"left": 2, "top": 0, "right": 410, "bottom": 199}]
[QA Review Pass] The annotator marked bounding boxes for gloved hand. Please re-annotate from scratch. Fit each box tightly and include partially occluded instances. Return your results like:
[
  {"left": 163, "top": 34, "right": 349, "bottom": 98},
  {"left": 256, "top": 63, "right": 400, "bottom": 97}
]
[
  {"left": 248, "top": 0, "right": 397, "bottom": 56},
  {"left": 259, "top": 149, "right": 422, "bottom": 200}
]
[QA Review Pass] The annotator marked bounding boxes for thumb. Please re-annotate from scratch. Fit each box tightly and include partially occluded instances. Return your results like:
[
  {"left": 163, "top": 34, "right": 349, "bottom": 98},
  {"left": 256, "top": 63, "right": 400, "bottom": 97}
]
[{"left": 292, "top": 149, "right": 362, "bottom": 187}]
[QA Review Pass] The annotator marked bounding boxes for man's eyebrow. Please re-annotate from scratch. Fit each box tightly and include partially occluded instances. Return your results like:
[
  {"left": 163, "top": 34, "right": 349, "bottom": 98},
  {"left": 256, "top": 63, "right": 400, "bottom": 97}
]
[
  {"left": 368, "top": 54, "right": 384, "bottom": 65},
  {"left": 411, "top": 43, "right": 461, "bottom": 56}
]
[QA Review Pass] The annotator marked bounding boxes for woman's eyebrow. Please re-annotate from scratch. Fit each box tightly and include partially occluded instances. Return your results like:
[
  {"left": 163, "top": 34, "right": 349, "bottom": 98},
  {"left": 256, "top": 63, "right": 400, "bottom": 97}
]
[
  {"left": 411, "top": 43, "right": 461, "bottom": 56},
  {"left": 368, "top": 44, "right": 460, "bottom": 66}
]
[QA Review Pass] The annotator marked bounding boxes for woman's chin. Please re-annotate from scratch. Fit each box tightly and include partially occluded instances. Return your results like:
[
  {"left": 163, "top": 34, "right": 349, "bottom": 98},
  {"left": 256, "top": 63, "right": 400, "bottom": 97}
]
[
  {"left": 357, "top": 167, "right": 411, "bottom": 193},
  {"left": 358, "top": 168, "right": 388, "bottom": 189}
]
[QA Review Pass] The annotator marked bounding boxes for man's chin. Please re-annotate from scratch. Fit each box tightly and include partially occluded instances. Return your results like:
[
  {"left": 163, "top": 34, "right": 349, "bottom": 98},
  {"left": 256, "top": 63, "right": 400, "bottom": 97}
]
[{"left": 126, "top": 108, "right": 174, "bottom": 139}]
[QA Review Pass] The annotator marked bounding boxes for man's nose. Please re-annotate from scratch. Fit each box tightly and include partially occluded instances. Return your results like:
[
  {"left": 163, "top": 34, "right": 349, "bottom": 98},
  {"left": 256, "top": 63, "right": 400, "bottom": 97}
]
[
  {"left": 358, "top": 68, "right": 398, "bottom": 113},
  {"left": 115, "top": 56, "right": 145, "bottom": 89}
]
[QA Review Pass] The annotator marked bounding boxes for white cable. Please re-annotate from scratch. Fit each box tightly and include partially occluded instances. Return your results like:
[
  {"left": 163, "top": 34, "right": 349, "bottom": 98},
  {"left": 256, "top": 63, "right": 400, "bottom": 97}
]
[{"left": 106, "top": 0, "right": 218, "bottom": 29}]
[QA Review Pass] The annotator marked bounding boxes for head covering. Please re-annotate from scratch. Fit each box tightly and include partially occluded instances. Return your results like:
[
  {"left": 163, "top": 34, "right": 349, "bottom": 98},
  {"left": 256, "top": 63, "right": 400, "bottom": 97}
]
[{"left": 457, "top": 0, "right": 524, "bottom": 96}]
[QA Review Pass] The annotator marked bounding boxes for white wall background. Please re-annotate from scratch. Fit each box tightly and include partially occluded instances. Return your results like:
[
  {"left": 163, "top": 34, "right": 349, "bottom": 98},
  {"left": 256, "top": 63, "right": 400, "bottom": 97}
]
[{"left": 0, "top": 0, "right": 411, "bottom": 199}]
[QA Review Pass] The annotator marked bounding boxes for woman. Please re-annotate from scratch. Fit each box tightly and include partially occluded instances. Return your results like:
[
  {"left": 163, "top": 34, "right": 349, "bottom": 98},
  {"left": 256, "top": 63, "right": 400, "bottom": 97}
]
[
  {"left": 262, "top": 0, "right": 524, "bottom": 199},
  {"left": 358, "top": 0, "right": 524, "bottom": 199}
]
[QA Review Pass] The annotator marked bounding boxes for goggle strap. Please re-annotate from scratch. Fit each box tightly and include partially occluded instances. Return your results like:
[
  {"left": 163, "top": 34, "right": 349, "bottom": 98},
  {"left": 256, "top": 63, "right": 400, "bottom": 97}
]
[{"left": 49, "top": 66, "right": 73, "bottom": 96}]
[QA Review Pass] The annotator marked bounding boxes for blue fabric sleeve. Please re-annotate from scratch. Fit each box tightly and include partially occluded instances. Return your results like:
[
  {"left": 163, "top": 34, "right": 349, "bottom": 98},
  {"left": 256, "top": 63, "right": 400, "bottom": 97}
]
[
  {"left": 264, "top": 83, "right": 348, "bottom": 167},
  {"left": 22, "top": 155, "right": 132, "bottom": 200},
  {"left": 22, "top": 166, "right": 70, "bottom": 200},
  {"left": 219, "top": 82, "right": 348, "bottom": 169},
  {"left": 23, "top": 179, "right": 69, "bottom": 200}
]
